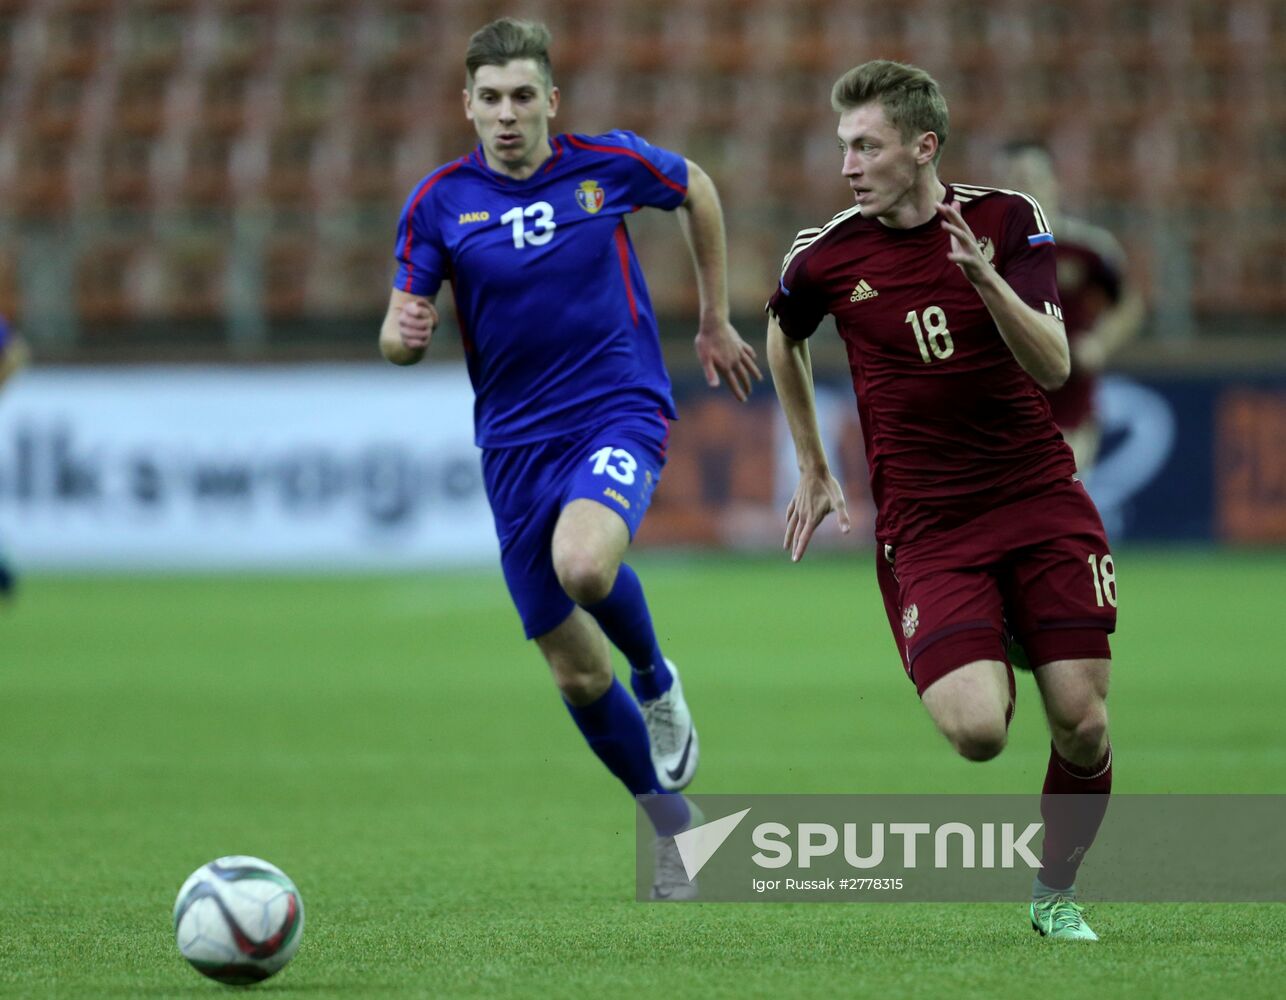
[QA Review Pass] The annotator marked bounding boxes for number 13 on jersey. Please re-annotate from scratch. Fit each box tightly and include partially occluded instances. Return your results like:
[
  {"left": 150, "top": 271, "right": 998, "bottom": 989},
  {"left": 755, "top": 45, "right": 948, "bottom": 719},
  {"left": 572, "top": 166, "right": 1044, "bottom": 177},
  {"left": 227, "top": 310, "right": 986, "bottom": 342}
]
[
  {"left": 905, "top": 306, "right": 954, "bottom": 363},
  {"left": 501, "top": 202, "right": 556, "bottom": 248}
]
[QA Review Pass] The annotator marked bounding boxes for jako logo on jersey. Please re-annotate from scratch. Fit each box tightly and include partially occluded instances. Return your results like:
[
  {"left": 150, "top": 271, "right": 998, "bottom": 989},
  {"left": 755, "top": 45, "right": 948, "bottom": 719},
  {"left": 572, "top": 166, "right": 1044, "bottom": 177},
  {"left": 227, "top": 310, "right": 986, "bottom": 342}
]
[
  {"left": 575, "top": 180, "right": 605, "bottom": 214},
  {"left": 458, "top": 211, "right": 490, "bottom": 224},
  {"left": 976, "top": 236, "right": 995, "bottom": 263},
  {"left": 849, "top": 279, "right": 879, "bottom": 302},
  {"left": 603, "top": 487, "right": 631, "bottom": 509},
  {"left": 901, "top": 604, "right": 919, "bottom": 638}
]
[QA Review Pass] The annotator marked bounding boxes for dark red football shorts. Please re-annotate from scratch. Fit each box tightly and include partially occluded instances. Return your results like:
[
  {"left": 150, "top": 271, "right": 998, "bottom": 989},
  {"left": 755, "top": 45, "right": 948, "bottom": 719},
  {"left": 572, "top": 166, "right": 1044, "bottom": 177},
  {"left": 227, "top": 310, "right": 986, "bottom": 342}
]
[{"left": 876, "top": 479, "right": 1117, "bottom": 696}]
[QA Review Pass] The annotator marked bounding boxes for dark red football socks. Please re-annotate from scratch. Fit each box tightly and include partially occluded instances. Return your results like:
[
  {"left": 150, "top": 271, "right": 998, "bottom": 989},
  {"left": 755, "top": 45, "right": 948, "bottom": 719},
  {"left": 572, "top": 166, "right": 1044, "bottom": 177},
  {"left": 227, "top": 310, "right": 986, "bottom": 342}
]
[{"left": 1037, "top": 742, "right": 1113, "bottom": 891}]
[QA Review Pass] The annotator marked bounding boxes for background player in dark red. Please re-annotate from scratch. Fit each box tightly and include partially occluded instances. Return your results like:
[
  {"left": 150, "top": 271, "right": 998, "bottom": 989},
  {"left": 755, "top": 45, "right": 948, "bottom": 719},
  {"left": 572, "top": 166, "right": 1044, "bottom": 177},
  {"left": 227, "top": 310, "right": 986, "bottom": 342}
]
[
  {"left": 998, "top": 141, "right": 1145, "bottom": 474},
  {"left": 767, "top": 60, "right": 1117, "bottom": 940}
]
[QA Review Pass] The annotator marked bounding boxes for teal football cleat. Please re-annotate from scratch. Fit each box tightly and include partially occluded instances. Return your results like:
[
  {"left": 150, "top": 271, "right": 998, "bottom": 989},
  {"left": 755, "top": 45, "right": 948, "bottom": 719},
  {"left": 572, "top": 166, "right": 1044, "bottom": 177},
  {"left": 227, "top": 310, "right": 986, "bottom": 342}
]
[{"left": 1030, "top": 895, "right": 1099, "bottom": 941}]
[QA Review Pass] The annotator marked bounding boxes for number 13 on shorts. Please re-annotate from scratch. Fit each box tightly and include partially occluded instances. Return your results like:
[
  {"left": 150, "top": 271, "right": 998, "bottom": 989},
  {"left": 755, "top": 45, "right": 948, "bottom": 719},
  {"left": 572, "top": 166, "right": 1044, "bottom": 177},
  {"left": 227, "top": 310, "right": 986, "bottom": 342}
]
[
  {"left": 575, "top": 432, "right": 664, "bottom": 539},
  {"left": 590, "top": 446, "right": 637, "bottom": 485}
]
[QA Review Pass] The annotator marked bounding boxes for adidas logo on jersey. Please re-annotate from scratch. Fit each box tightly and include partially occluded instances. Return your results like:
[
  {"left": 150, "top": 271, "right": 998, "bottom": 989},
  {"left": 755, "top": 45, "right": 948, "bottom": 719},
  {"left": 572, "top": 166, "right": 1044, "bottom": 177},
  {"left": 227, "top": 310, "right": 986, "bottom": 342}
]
[{"left": 849, "top": 279, "right": 879, "bottom": 302}]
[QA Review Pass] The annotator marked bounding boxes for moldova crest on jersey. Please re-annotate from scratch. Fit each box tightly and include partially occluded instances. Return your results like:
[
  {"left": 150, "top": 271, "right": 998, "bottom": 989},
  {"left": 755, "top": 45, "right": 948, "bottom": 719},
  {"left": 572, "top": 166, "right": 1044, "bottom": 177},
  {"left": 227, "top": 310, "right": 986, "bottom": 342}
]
[{"left": 575, "top": 180, "right": 605, "bottom": 214}]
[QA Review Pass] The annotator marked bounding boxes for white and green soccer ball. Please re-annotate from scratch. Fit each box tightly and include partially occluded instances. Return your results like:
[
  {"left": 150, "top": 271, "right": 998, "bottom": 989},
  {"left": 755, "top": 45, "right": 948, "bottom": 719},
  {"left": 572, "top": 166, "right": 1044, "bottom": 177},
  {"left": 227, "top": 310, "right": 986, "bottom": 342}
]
[{"left": 173, "top": 856, "right": 305, "bottom": 986}]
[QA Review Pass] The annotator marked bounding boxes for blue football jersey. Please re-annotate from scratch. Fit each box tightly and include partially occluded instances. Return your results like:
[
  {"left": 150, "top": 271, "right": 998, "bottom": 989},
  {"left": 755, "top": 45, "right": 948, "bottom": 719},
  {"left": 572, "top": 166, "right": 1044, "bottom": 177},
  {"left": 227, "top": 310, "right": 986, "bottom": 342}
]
[{"left": 394, "top": 131, "right": 688, "bottom": 448}]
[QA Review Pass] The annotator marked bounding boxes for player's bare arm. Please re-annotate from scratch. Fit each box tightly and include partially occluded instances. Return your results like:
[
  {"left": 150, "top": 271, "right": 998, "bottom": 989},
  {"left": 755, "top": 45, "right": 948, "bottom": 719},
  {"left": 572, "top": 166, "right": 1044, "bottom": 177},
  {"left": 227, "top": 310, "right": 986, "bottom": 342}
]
[
  {"left": 379, "top": 288, "right": 439, "bottom": 366},
  {"left": 936, "top": 199, "right": 1070, "bottom": 390},
  {"left": 767, "top": 314, "right": 851, "bottom": 561},
  {"left": 678, "top": 158, "right": 763, "bottom": 402}
]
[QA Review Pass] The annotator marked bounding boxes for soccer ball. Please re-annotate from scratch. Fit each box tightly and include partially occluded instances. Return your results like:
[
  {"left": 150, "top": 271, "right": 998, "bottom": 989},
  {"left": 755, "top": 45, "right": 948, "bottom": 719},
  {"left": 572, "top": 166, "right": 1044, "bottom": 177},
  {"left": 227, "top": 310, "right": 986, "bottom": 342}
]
[{"left": 173, "top": 856, "right": 305, "bottom": 985}]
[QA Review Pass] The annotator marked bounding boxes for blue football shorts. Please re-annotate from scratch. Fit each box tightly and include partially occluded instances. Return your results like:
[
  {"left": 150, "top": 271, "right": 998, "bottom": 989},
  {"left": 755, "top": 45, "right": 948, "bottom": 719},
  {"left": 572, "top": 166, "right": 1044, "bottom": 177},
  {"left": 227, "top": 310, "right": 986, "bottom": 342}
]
[{"left": 481, "top": 409, "right": 670, "bottom": 639}]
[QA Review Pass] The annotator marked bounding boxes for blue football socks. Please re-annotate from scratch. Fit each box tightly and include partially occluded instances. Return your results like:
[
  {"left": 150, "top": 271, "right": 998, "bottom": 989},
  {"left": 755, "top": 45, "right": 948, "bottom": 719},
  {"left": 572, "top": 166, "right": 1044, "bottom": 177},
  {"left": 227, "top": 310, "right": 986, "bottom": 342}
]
[
  {"left": 564, "top": 677, "right": 687, "bottom": 835},
  {"left": 582, "top": 563, "right": 674, "bottom": 701}
]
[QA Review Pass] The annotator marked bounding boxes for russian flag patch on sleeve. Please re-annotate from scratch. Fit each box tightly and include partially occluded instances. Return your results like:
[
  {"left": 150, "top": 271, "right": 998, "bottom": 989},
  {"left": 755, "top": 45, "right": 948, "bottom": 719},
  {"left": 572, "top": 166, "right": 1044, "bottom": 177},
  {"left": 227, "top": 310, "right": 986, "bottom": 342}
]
[{"left": 1027, "top": 232, "right": 1056, "bottom": 246}]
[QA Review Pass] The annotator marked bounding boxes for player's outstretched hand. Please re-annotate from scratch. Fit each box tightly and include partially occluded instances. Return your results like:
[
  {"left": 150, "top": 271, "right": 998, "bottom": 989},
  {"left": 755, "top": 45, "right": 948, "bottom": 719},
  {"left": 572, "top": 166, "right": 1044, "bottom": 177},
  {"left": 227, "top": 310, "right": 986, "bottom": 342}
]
[
  {"left": 399, "top": 299, "right": 439, "bottom": 351},
  {"left": 694, "top": 320, "right": 762, "bottom": 403},
  {"left": 784, "top": 469, "right": 851, "bottom": 562},
  {"left": 937, "top": 200, "right": 991, "bottom": 285},
  {"left": 695, "top": 319, "right": 763, "bottom": 403}
]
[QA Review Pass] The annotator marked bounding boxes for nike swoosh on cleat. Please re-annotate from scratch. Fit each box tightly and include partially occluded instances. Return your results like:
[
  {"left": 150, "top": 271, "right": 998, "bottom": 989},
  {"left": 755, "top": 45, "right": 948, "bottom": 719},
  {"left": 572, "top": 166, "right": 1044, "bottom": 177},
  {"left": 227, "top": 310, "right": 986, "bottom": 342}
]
[{"left": 665, "top": 729, "right": 694, "bottom": 783}]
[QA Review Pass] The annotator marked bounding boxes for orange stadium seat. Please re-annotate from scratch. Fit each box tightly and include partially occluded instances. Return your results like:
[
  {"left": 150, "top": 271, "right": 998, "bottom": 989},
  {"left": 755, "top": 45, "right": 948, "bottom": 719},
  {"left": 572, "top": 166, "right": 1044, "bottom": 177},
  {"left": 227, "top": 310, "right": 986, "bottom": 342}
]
[
  {"left": 75, "top": 235, "right": 146, "bottom": 327},
  {"left": 33, "top": 0, "right": 110, "bottom": 76},
  {"left": 113, "top": 64, "right": 174, "bottom": 138},
  {"left": 1244, "top": 234, "right": 1286, "bottom": 314},
  {"left": 262, "top": 125, "right": 323, "bottom": 210},
  {"left": 26, "top": 68, "right": 92, "bottom": 141},
  {"left": 345, "top": 124, "right": 408, "bottom": 203},
  {"left": 357, "top": 0, "right": 433, "bottom": 65},
  {"left": 208, "top": 1, "right": 277, "bottom": 72},
  {"left": 0, "top": 246, "right": 20, "bottom": 319},
  {"left": 198, "top": 63, "right": 255, "bottom": 137},
  {"left": 178, "top": 127, "right": 240, "bottom": 210},
  {"left": 99, "top": 133, "right": 156, "bottom": 212},
  {"left": 279, "top": 0, "right": 352, "bottom": 68},
  {"left": 153, "top": 236, "right": 229, "bottom": 322},
  {"left": 261, "top": 234, "right": 315, "bottom": 319},
  {"left": 279, "top": 63, "right": 344, "bottom": 130},
  {"left": 12, "top": 134, "right": 73, "bottom": 219},
  {"left": 116, "top": 0, "right": 188, "bottom": 72},
  {"left": 308, "top": 237, "right": 395, "bottom": 317},
  {"left": 352, "top": 57, "right": 424, "bottom": 132}
]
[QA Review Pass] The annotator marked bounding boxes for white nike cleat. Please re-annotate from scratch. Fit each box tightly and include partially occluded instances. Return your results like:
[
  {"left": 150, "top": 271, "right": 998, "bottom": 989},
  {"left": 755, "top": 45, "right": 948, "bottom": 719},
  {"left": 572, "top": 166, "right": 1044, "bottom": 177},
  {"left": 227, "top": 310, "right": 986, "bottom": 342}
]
[
  {"left": 640, "top": 658, "right": 699, "bottom": 791},
  {"left": 650, "top": 801, "right": 703, "bottom": 901}
]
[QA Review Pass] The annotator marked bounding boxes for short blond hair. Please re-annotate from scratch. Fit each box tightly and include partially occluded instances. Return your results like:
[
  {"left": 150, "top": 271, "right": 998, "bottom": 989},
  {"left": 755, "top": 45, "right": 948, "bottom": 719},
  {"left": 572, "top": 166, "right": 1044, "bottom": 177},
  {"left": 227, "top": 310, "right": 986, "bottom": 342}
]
[{"left": 831, "top": 60, "right": 949, "bottom": 164}]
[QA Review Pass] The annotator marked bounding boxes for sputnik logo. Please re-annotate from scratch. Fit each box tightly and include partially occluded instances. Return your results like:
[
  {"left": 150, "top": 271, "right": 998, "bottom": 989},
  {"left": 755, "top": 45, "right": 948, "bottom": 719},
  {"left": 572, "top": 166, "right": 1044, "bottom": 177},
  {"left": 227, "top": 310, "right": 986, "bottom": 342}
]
[{"left": 673, "top": 808, "right": 752, "bottom": 880}]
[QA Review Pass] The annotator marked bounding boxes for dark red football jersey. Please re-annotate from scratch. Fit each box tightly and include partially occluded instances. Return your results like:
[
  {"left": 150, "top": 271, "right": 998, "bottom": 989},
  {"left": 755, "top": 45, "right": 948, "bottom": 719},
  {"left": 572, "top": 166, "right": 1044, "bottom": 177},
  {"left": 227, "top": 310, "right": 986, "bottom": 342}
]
[
  {"left": 1044, "top": 217, "right": 1126, "bottom": 429},
  {"left": 767, "top": 183, "right": 1077, "bottom": 546}
]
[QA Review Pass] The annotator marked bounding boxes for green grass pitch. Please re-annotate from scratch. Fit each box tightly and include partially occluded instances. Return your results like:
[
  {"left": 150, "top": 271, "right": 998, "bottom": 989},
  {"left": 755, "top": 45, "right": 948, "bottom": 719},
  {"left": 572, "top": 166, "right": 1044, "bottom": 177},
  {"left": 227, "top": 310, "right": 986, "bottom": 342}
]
[{"left": 2, "top": 549, "right": 1283, "bottom": 997}]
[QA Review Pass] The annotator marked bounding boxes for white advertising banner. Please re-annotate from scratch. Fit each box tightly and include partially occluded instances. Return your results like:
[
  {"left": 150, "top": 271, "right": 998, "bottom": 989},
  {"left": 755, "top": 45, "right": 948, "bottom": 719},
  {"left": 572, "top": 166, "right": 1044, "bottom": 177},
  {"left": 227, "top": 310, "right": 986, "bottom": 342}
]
[{"left": 0, "top": 365, "right": 497, "bottom": 569}]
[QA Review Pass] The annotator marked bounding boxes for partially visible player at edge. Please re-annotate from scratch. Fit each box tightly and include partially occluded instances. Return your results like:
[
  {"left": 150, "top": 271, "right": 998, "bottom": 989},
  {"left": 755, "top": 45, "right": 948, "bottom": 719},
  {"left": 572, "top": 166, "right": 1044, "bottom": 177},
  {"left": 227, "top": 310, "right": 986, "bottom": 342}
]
[
  {"left": 766, "top": 61, "right": 1117, "bottom": 940},
  {"left": 999, "top": 141, "right": 1145, "bottom": 474},
  {"left": 0, "top": 314, "right": 30, "bottom": 599},
  {"left": 380, "top": 19, "right": 761, "bottom": 900}
]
